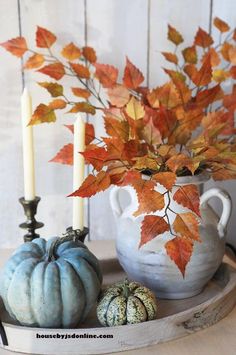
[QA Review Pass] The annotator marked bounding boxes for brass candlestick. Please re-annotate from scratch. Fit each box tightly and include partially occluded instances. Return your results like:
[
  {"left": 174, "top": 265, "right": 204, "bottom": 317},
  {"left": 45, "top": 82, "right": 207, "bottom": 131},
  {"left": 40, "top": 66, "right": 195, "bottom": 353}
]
[
  {"left": 19, "top": 196, "right": 44, "bottom": 242},
  {"left": 63, "top": 226, "right": 89, "bottom": 243}
]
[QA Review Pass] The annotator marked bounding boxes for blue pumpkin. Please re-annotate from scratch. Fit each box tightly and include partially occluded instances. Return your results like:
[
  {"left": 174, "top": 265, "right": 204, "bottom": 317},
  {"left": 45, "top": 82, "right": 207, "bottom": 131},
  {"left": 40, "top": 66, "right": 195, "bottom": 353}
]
[{"left": 0, "top": 237, "right": 102, "bottom": 328}]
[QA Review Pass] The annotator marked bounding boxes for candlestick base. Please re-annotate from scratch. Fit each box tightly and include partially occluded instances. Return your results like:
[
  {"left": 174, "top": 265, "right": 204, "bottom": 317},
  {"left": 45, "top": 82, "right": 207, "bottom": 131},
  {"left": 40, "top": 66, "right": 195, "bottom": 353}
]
[
  {"left": 19, "top": 196, "right": 44, "bottom": 242},
  {"left": 63, "top": 226, "right": 89, "bottom": 243}
]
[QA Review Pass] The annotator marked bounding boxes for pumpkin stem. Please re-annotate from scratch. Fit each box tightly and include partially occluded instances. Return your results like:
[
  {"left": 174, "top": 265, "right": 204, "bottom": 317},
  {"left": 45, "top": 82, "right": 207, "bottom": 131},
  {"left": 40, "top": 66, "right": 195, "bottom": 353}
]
[
  {"left": 123, "top": 278, "right": 130, "bottom": 299},
  {"left": 47, "top": 227, "right": 89, "bottom": 262},
  {"left": 63, "top": 226, "right": 89, "bottom": 243}
]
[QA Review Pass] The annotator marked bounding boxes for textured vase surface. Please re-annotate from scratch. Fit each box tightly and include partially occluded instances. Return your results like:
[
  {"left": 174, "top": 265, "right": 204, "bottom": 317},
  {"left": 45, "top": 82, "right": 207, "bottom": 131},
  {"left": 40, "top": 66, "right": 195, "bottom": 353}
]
[{"left": 110, "top": 174, "right": 232, "bottom": 299}]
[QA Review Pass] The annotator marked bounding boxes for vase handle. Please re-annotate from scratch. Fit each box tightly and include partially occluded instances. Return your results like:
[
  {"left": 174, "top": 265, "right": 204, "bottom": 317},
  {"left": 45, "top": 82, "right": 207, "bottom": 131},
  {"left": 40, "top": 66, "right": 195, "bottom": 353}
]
[
  {"left": 110, "top": 186, "right": 137, "bottom": 219},
  {"left": 200, "top": 188, "right": 232, "bottom": 238}
]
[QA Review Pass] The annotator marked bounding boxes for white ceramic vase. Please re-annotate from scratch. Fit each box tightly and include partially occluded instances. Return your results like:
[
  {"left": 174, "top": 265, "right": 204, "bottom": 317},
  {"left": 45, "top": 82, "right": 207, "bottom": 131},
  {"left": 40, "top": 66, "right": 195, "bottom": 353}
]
[{"left": 110, "top": 174, "right": 232, "bottom": 299}]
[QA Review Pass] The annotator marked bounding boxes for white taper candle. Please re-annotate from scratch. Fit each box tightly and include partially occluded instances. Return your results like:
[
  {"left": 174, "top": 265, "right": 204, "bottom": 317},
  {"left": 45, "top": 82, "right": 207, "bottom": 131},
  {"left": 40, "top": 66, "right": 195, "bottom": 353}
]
[
  {"left": 21, "top": 88, "right": 36, "bottom": 201},
  {"left": 73, "top": 115, "right": 85, "bottom": 230}
]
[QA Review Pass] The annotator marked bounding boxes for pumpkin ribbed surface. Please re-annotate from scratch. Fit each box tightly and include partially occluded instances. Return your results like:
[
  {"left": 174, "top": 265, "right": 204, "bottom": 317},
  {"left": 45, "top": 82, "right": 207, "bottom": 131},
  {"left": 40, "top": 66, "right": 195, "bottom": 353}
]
[
  {"left": 97, "top": 280, "right": 158, "bottom": 326},
  {"left": 0, "top": 237, "right": 102, "bottom": 328}
]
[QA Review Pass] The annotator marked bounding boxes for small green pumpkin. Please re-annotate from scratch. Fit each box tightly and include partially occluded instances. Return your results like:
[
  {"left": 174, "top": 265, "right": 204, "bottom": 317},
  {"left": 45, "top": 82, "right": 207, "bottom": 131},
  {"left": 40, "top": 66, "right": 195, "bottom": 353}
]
[
  {"left": 97, "top": 279, "right": 158, "bottom": 326},
  {"left": 0, "top": 236, "right": 102, "bottom": 328}
]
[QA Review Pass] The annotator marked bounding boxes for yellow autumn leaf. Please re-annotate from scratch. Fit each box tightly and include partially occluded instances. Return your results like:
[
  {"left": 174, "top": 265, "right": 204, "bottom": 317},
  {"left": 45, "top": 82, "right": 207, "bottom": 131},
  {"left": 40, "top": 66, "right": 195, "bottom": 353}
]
[
  {"left": 212, "top": 69, "right": 230, "bottom": 83},
  {"left": 125, "top": 96, "right": 145, "bottom": 120}
]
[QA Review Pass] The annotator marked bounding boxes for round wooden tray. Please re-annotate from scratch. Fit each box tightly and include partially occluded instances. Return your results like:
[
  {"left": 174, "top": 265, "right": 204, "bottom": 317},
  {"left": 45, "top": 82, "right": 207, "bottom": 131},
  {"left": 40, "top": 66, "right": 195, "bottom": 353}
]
[{"left": 1, "top": 258, "right": 236, "bottom": 355}]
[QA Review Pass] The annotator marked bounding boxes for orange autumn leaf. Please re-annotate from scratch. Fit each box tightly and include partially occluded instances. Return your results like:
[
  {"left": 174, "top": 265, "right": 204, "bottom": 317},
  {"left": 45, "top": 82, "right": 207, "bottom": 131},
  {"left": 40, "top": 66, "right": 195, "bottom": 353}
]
[
  {"left": 221, "top": 42, "right": 233, "bottom": 61},
  {"left": 165, "top": 236, "right": 193, "bottom": 277},
  {"left": 109, "top": 171, "right": 127, "bottom": 185},
  {"left": 146, "top": 89, "right": 160, "bottom": 109},
  {"left": 68, "top": 102, "right": 96, "bottom": 115},
  {"left": 71, "top": 87, "right": 90, "bottom": 99},
  {"left": 81, "top": 147, "right": 109, "bottom": 171},
  {"left": 133, "top": 156, "right": 159, "bottom": 171},
  {"left": 167, "top": 25, "right": 183, "bottom": 45},
  {"left": 48, "top": 99, "right": 67, "bottom": 110},
  {"left": 184, "top": 63, "right": 197, "bottom": 81},
  {"left": 147, "top": 82, "right": 180, "bottom": 109},
  {"left": 133, "top": 189, "right": 165, "bottom": 217},
  {"left": 104, "top": 107, "right": 126, "bottom": 121},
  {"left": 164, "top": 69, "right": 191, "bottom": 104},
  {"left": 173, "top": 185, "right": 201, "bottom": 217},
  {"left": 201, "top": 111, "right": 231, "bottom": 135},
  {"left": 38, "top": 82, "right": 63, "bottom": 97},
  {"left": 82, "top": 46, "right": 97, "bottom": 63},
  {"left": 70, "top": 171, "right": 111, "bottom": 197},
  {"left": 213, "top": 169, "right": 236, "bottom": 181},
  {"left": 182, "top": 46, "right": 197, "bottom": 64},
  {"left": 157, "top": 145, "right": 177, "bottom": 158},
  {"left": 141, "top": 117, "right": 162, "bottom": 145},
  {"left": 122, "top": 140, "right": 148, "bottom": 162},
  {"left": 125, "top": 96, "right": 145, "bottom": 120},
  {"left": 94, "top": 63, "right": 118, "bottom": 88},
  {"left": 61, "top": 42, "right": 81, "bottom": 60},
  {"left": 70, "top": 62, "right": 90, "bottom": 79},
  {"left": 29, "top": 104, "right": 56, "bottom": 125},
  {"left": 166, "top": 154, "right": 195, "bottom": 174},
  {"left": 229, "top": 46, "right": 236, "bottom": 65},
  {"left": 153, "top": 172, "right": 176, "bottom": 191},
  {"left": 107, "top": 161, "right": 127, "bottom": 176},
  {"left": 139, "top": 215, "right": 169, "bottom": 248},
  {"left": 121, "top": 170, "right": 141, "bottom": 186},
  {"left": 123, "top": 57, "right": 144, "bottom": 89},
  {"left": 38, "top": 62, "right": 65, "bottom": 80},
  {"left": 205, "top": 108, "right": 231, "bottom": 128},
  {"left": 24, "top": 53, "right": 44, "bottom": 69},
  {"left": 187, "top": 52, "right": 212, "bottom": 86},
  {"left": 223, "top": 85, "right": 236, "bottom": 111},
  {"left": 195, "top": 84, "right": 223, "bottom": 109},
  {"left": 107, "top": 84, "right": 130, "bottom": 107},
  {"left": 0, "top": 37, "right": 28, "bottom": 57},
  {"left": 175, "top": 106, "right": 203, "bottom": 132},
  {"left": 207, "top": 48, "right": 220, "bottom": 67},
  {"left": 199, "top": 48, "right": 219, "bottom": 68},
  {"left": 104, "top": 136, "right": 124, "bottom": 159},
  {"left": 123, "top": 175, "right": 162, "bottom": 217},
  {"left": 104, "top": 116, "right": 129, "bottom": 141},
  {"left": 36, "top": 26, "right": 57, "bottom": 48},
  {"left": 85, "top": 123, "right": 95, "bottom": 145},
  {"left": 234, "top": 29, "right": 236, "bottom": 41},
  {"left": 168, "top": 126, "right": 192, "bottom": 146},
  {"left": 213, "top": 17, "right": 230, "bottom": 33},
  {"left": 194, "top": 27, "right": 213, "bottom": 48},
  {"left": 212, "top": 164, "right": 236, "bottom": 180},
  {"left": 151, "top": 106, "right": 177, "bottom": 139},
  {"left": 126, "top": 174, "right": 154, "bottom": 193},
  {"left": 50, "top": 143, "right": 73, "bottom": 165},
  {"left": 230, "top": 66, "right": 236, "bottom": 79},
  {"left": 173, "top": 213, "right": 200, "bottom": 241},
  {"left": 162, "top": 52, "right": 178, "bottom": 64}
]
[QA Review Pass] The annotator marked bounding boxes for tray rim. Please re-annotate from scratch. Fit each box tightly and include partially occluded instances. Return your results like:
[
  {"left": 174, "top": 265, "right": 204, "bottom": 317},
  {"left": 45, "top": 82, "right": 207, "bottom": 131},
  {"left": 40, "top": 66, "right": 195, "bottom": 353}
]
[{"left": 1, "top": 263, "right": 235, "bottom": 331}]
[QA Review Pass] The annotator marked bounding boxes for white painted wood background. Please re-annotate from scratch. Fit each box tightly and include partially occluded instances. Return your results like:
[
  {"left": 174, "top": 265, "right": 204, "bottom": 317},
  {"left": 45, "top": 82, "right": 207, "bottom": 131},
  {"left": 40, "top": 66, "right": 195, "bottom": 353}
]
[{"left": 0, "top": 0, "right": 235, "bottom": 247}]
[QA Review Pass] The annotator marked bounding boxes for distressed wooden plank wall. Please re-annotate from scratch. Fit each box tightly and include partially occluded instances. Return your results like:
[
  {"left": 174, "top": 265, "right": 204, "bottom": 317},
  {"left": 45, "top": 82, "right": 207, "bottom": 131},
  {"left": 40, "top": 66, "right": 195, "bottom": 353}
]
[
  {"left": 0, "top": 0, "right": 23, "bottom": 247},
  {"left": 205, "top": 0, "right": 236, "bottom": 247},
  {"left": 0, "top": 0, "right": 235, "bottom": 247},
  {"left": 86, "top": 0, "right": 149, "bottom": 240}
]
